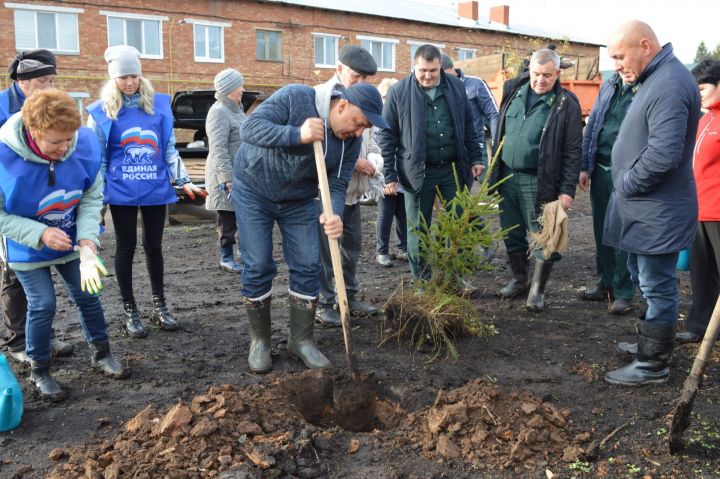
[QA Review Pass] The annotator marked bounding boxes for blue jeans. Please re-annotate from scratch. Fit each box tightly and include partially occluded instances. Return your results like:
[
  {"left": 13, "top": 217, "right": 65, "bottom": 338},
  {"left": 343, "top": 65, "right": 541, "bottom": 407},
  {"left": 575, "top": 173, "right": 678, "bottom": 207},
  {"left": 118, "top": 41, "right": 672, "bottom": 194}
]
[
  {"left": 234, "top": 181, "right": 320, "bottom": 300},
  {"left": 627, "top": 252, "right": 679, "bottom": 325},
  {"left": 14, "top": 259, "right": 108, "bottom": 361},
  {"left": 376, "top": 192, "right": 407, "bottom": 255}
]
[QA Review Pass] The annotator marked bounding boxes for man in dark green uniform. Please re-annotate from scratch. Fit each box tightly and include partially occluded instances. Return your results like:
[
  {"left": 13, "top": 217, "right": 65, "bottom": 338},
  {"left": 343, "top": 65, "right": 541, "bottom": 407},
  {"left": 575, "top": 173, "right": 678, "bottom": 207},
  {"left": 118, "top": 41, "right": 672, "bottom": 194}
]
[
  {"left": 380, "top": 44, "right": 485, "bottom": 285},
  {"left": 489, "top": 48, "right": 582, "bottom": 312},
  {"left": 579, "top": 73, "right": 638, "bottom": 315}
]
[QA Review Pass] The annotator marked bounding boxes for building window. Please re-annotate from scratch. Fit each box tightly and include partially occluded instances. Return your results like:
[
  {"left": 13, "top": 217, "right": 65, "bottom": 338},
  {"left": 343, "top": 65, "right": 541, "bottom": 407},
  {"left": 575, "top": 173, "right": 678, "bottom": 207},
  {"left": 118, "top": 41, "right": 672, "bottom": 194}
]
[
  {"left": 7, "top": 3, "right": 82, "bottom": 54},
  {"left": 187, "top": 19, "right": 229, "bottom": 63},
  {"left": 408, "top": 41, "right": 445, "bottom": 72},
  {"left": 457, "top": 48, "right": 476, "bottom": 61},
  {"left": 358, "top": 35, "right": 399, "bottom": 72},
  {"left": 68, "top": 92, "right": 89, "bottom": 121},
  {"left": 256, "top": 30, "right": 281, "bottom": 61},
  {"left": 313, "top": 33, "right": 338, "bottom": 68},
  {"left": 101, "top": 11, "right": 166, "bottom": 58}
]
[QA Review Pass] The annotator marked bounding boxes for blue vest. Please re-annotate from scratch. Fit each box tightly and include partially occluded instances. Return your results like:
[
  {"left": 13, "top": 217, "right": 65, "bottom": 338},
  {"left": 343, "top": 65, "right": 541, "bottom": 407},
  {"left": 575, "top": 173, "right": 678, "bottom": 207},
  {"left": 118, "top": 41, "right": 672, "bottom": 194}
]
[
  {"left": 86, "top": 94, "right": 176, "bottom": 206},
  {"left": 0, "top": 84, "right": 25, "bottom": 127},
  {"left": 0, "top": 128, "right": 101, "bottom": 263}
]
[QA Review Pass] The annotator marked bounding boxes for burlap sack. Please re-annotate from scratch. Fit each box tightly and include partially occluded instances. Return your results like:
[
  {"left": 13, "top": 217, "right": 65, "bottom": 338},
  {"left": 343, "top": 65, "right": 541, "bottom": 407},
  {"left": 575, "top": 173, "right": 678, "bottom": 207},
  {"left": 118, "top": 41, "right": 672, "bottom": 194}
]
[{"left": 529, "top": 199, "right": 568, "bottom": 259}]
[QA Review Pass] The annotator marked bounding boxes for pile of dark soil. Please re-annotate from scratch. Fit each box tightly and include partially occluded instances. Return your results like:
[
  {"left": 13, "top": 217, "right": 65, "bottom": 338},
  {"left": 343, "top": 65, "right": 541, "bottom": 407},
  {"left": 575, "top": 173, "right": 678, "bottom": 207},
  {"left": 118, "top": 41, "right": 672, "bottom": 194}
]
[
  {"left": 46, "top": 371, "right": 588, "bottom": 478},
  {"left": 400, "top": 378, "right": 589, "bottom": 472}
]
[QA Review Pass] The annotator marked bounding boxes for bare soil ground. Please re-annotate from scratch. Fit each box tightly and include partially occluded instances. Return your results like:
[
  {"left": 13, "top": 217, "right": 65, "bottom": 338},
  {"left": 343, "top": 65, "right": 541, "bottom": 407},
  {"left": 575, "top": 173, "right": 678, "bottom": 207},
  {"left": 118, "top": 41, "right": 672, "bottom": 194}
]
[{"left": 1, "top": 191, "right": 719, "bottom": 479}]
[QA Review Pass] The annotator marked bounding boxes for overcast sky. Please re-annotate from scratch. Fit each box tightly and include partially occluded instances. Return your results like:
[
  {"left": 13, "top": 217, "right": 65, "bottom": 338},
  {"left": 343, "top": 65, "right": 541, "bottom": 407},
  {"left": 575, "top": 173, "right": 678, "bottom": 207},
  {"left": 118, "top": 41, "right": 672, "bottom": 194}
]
[{"left": 423, "top": 0, "right": 720, "bottom": 70}]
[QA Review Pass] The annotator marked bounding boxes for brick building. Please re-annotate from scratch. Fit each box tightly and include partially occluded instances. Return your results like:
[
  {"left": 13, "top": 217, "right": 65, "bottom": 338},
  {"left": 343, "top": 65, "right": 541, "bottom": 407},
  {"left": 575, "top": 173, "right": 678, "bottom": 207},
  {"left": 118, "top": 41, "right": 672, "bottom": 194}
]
[{"left": 0, "top": 0, "right": 601, "bottom": 108}]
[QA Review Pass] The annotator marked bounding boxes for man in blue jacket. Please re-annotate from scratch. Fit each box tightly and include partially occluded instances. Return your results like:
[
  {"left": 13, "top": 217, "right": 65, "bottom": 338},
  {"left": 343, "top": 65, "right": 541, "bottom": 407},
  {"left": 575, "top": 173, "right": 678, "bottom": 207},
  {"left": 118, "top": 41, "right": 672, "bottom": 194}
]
[
  {"left": 578, "top": 72, "right": 638, "bottom": 315},
  {"left": 603, "top": 21, "right": 700, "bottom": 386},
  {"left": 0, "top": 49, "right": 73, "bottom": 363},
  {"left": 232, "top": 82, "right": 387, "bottom": 374},
  {"left": 441, "top": 53, "right": 498, "bottom": 156},
  {"left": 380, "top": 44, "right": 485, "bottom": 285}
]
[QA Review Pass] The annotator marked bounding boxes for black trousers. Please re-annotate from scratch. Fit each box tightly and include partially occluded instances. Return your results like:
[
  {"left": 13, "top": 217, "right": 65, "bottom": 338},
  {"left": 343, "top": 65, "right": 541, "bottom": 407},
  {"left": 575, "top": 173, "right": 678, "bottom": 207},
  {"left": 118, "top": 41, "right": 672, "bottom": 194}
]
[
  {"left": 686, "top": 221, "right": 720, "bottom": 335},
  {"left": 110, "top": 204, "right": 167, "bottom": 303},
  {"left": 1, "top": 262, "right": 27, "bottom": 351},
  {"left": 217, "top": 210, "right": 238, "bottom": 247}
]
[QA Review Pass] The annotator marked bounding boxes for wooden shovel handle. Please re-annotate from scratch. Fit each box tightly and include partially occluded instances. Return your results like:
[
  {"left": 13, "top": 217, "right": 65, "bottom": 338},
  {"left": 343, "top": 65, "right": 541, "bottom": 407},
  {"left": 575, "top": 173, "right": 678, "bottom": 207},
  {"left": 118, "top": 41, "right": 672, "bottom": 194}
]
[
  {"left": 313, "top": 141, "right": 358, "bottom": 378},
  {"left": 687, "top": 294, "right": 720, "bottom": 384}
]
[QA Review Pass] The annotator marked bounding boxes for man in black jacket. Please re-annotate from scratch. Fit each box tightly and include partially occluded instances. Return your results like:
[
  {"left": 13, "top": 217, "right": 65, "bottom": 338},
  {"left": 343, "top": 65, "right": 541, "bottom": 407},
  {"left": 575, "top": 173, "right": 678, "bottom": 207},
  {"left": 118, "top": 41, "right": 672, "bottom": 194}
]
[
  {"left": 380, "top": 44, "right": 484, "bottom": 283},
  {"left": 489, "top": 48, "right": 582, "bottom": 312}
]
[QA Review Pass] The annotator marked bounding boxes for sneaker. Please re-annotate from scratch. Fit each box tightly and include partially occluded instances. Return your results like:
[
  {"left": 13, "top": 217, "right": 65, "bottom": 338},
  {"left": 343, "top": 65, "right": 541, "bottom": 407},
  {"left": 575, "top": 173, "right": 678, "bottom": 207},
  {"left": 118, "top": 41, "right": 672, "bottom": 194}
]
[
  {"left": 394, "top": 251, "right": 408, "bottom": 261},
  {"left": 377, "top": 254, "right": 393, "bottom": 268}
]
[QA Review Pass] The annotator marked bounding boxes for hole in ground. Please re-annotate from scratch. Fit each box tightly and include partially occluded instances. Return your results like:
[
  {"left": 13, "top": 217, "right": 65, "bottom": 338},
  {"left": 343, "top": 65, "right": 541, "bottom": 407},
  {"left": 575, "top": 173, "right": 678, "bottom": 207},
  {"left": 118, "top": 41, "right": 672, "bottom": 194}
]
[{"left": 284, "top": 369, "right": 405, "bottom": 433}]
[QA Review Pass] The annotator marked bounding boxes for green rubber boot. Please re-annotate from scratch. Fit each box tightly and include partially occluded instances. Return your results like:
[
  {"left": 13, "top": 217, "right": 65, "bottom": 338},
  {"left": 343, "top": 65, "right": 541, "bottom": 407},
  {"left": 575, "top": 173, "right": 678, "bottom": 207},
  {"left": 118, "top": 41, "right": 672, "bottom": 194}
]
[
  {"left": 287, "top": 296, "right": 331, "bottom": 369},
  {"left": 245, "top": 296, "right": 273, "bottom": 373}
]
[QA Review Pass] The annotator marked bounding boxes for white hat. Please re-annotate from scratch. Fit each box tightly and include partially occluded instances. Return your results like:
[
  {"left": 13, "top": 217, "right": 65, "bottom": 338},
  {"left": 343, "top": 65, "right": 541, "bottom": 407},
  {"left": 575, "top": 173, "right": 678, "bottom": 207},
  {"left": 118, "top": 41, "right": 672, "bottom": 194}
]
[{"left": 104, "top": 45, "right": 142, "bottom": 79}]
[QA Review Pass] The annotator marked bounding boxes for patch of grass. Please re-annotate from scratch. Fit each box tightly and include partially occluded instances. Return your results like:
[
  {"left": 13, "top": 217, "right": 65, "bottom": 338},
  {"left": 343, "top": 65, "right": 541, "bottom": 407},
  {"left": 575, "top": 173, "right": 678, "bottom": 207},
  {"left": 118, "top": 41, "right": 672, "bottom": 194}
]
[{"left": 569, "top": 460, "right": 592, "bottom": 473}]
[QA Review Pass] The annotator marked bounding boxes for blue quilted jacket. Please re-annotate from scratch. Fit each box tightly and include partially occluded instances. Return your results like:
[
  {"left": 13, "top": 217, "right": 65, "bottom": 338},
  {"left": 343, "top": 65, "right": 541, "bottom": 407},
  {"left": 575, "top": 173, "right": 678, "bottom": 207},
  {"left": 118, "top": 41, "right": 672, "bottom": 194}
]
[{"left": 234, "top": 84, "right": 360, "bottom": 215}]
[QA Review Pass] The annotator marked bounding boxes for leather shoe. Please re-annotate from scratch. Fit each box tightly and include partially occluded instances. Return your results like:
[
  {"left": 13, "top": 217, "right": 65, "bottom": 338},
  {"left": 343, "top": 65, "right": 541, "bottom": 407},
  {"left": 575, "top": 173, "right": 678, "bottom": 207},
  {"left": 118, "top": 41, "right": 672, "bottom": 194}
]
[
  {"left": 608, "top": 298, "right": 633, "bottom": 315},
  {"left": 376, "top": 254, "right": 393, "bottom": 268},
  {"left": 580, "top": 285, "right": 613, "bottom": 301},
  {"left": 394, "top": 251, "right": 408, "bottom": 261},
  {"left": 456, "top": 278, "right": 478, "bottom": 297},
  {"left": 50, "top": 337, "right": 74, "bottom": 357},
  {"left": 675, "top": 331, "right": 702, "bottom": 344},
  {"left": 315, "top": 304, "right": 342, "bottom": 327},
  {"left": 349, "top": 299, "right": 379, "bottom": 317}
]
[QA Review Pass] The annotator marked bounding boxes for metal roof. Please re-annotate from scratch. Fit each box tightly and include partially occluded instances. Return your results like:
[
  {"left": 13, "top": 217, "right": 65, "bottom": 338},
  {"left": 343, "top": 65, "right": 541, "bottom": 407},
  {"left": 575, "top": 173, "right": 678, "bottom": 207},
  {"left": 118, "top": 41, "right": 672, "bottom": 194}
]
[{"left": 264, "top": 0, "right": 603, "bottom": 46}]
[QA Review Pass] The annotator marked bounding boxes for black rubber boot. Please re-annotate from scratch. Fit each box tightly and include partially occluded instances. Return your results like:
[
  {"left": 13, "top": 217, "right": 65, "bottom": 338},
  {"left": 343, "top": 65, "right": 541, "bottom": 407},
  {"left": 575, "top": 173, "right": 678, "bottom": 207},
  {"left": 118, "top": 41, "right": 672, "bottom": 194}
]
[
  {"left": 615, "top": 314, "right": 645, "bottom": 358},
  {"left": 499, "top": 253, "right": 529, "bottom": 298},
  {"left": 219, "top": 244, "right": 243, "bottom": 273},
  {"left": 90, "top": 341, "right": 130, "bottom": 379},
  {"left": 245, "top": 296, "right": 272, "bottom": 373},
  {"left": 287, "top": 296, "right": 331, "bottom": 369},
  {"left": 525, "top": 259, "right": 554, "bottom": 312},
  {"left": 122, "top": 301, "right": 147, "bottom": 338},
  {"left": 616, "top": 341, "right": 638, "bottom": 357},
  {"left": 29, "top": 360, "right": 66, "bottom": 402},
  {"left": 150, "top": 295, "right": 179, "bottom": 331},
  {"left": 605, "top": 321, "right": 674, "bottom": 386}
]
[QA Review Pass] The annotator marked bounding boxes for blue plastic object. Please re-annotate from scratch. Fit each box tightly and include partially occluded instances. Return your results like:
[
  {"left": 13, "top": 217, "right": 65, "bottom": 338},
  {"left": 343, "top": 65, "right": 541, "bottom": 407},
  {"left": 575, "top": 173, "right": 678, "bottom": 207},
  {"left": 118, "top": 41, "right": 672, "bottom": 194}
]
[
  {"left": 676, "top": 248, "right": 691, "bottom": 271},
  {"left": 0, "top": 353, "right": 23, "bottom": 432}
]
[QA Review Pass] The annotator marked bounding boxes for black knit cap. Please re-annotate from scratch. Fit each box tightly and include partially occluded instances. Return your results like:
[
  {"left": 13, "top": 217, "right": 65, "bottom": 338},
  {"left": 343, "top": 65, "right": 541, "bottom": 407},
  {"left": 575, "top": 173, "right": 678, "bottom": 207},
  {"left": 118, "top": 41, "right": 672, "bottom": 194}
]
[
  {"left": 8, "top": 49, "right": 57, "bottom": 81},
  {"left": 339, "top": 45, "right": 377, "bottom": 76}
]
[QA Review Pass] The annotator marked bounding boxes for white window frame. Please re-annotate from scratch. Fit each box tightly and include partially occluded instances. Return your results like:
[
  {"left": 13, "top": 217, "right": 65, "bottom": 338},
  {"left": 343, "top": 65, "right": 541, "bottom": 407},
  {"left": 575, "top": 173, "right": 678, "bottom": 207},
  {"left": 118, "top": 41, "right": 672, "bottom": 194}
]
[
  {"left": 100, "top": 10, "right": 167, "bottom": 59},
  {"left": 357, "top": 35, "right": 398, "bottom": 72},
  {"left": 457, "top": 48, "right": 476, "bottom": 61},
  {"left": 185, "top": 18, "right": 230, "bottom": 63},
  {"left": 5, "top": 2, "right": 83, "bottom": 55},
  {"left": 312, "top": 32, "right": 339, "bottom": 69},
  {"left": 408, "top": 40, "right": 445, "bottom": 72},
  {"left": 68, "top": 92, "right": 89, "bottom": 121},
  {"left": 256, "top": 29, "right": 282, "bottom": 62}
]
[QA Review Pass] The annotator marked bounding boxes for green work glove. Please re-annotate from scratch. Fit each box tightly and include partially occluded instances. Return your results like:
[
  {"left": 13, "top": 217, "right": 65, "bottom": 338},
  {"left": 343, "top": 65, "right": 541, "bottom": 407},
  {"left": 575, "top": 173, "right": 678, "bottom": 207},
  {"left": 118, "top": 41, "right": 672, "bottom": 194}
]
[{"left": 74, "top": 245, "right": 108, "bottom": 295}]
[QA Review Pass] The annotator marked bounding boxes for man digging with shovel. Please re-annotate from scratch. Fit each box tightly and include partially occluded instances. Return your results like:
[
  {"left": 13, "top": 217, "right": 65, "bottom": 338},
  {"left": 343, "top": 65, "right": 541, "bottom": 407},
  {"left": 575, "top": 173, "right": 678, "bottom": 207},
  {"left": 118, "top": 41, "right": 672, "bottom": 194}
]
[{"left": 231, "top": 81, "right": 387, "bottom": 373}]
